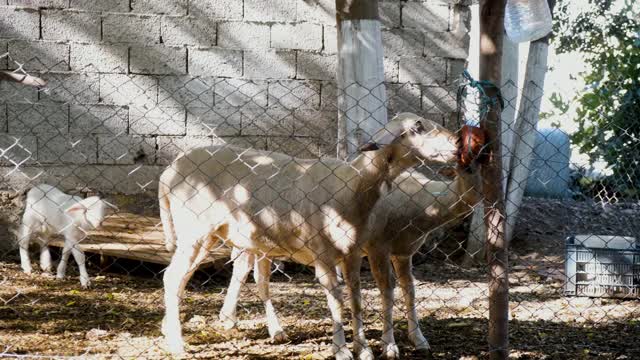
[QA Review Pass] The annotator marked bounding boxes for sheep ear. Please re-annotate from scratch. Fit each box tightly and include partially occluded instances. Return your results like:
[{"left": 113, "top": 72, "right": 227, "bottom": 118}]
[
  {"left": 65, "top": 203, "right": 87, "bottom": 213},
  {"left": 358, "top": 142, "right": 380, "bottom": 152}
]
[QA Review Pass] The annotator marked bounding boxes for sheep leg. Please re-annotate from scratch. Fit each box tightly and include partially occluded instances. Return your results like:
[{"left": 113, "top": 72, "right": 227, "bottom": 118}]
[
  {"left": 69, "top": 242, "right": 90, "bottom": 288},
  {"left": 56, "top": 241, "right": 73, "bottom": 280},
  {"left": 163, "top": 233, "right": 218, "bottom": 354},
  {"left": 391, "top": 256, "right": 429, "bottom": 351},
  {"left": 368, "top": 250, "right": 399, "bottom": 359},
  {"left": 219, "top": 248, "right": 254, "bottom": 329},
  {"left": 39, "top": 244, "right": 52, "bottom": 274},
  {"left": 254, "top": 255, "right": 287, "bottom": 342},
  {"left": 315, "top": 260, "right": 353, "bottom": 360},
  {"left": 341, "top": 253, "right": 373, "bottom": 360},
  {"left": 18, "top": 223, "right": 33, "bottom": 274}
]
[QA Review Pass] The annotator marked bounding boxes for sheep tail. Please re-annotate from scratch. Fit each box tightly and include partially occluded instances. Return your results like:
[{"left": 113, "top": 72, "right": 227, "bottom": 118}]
[{"left": 158, "top": 180, "right": 177, "bottom": 253}]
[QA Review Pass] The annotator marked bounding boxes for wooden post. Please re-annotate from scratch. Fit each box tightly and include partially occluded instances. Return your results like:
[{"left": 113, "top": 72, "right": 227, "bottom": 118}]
[
  {"left": 479, "top": 1, "right": 508, "bottom": 358},
  {"left": 335, "top": 0, "right": 387, "bottom": 159},
  {"left": 504, "top": 0, "right": 556, "bottom": 243}
]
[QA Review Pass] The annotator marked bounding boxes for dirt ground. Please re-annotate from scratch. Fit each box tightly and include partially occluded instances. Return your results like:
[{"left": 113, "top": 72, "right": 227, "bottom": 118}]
[{"left": 1, "top": 197, "right": 639, "bottom": 359}]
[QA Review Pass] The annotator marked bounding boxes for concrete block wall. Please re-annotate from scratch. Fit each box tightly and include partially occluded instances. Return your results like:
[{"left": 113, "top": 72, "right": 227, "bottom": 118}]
[{"left": 0, "top": 0, "right": 470, "bottom": 194}]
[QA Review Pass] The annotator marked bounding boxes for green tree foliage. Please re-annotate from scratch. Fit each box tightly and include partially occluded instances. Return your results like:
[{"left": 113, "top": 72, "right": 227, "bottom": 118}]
[{"left": 552, "top": 0, "right": 639, "bottom": 197}]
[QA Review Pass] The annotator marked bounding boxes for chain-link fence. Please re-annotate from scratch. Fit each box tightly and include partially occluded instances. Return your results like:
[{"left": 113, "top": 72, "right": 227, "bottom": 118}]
[{"left": 1, "top": 50, "right": 639, "bottom": 360}]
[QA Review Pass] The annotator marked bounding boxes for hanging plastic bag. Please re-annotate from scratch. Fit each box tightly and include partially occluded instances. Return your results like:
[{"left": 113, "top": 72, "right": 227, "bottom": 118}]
[{"left": 504, "top": 0, "right": 553, "bottom": 43}]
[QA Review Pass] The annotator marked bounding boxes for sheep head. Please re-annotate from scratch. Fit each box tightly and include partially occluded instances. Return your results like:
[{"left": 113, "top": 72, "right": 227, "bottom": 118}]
[
  {"left": 66, "top": 197, "right": 116, "bottom": 229},
  {"left": 457, "top": 125, "right": 489, "bottom": 168},
  {"left": 358, "top": 113, "right": 458, "bottom": 167}
]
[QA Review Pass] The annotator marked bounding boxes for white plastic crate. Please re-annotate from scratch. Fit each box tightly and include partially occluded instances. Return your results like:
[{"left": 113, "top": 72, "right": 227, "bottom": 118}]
[{"left": 565, "top": 235, "right": 640, "bottom": 298}]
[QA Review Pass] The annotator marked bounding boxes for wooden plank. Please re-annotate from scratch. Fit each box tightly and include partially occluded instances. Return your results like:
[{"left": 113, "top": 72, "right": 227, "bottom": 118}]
[{"left": 47, "top": 213, "right": 231, "bottom": 266}]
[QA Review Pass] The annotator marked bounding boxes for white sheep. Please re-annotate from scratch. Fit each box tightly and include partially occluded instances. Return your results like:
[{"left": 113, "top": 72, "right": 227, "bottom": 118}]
[
  {"left": 18, "top": 184, "right": 114, "bottom": 288},
  {"left": 158, "top": 113, "right": 460, "bottom": 359},
  {"left": 217, "top": 126, "right": 488, "bottom": 358}
]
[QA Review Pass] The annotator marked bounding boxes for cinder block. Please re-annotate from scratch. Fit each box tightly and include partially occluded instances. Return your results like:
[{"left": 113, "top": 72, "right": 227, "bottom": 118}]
[
  {"left": 215, "top": 79, "right": 267, "bottom": 108},
  {"left": 0, "top": 78, "right": 38, "bottom": 103},
  {"left": 7, "top": 103, "right": 69, "bottom": 135},
  {"left": 130, "top": 46, "right": 187, "bottom": 75},
  {"left": 447, "top": 59, "right": 466, "bottom": 84},
  {"left": 70, "top": 104, "right": 129, "bottom": 135},
  {"left": 70, "top": 44, "right": 128, "bottom": 73},
  {"left": 267, "top": 136, "right": 333, "bottom": 159},
  {"left": 131, "top": 0, "right": 187, "bottom": 15},
  {"left": 100, "top": 74, "right": 157, "bottom": 107},
  {"left": 241, "top": 108, "right": 295, "bottom": 136},
  {"left": 189, "top": 0, "right": 242, "bottom": 20},
  {"left": 323, "top": 26, "right": 337, "bottom": 54},
  {"left": 8, "top": 0, "right": 67, "bottom": 7},
  {"left": 158, "top": 76, "right": 215, "bottom": 108},
  {"left": 186, "top": 106, "right": 241, "bottom": 137},
  {"left": 0, "top": 41, "right": 7, "bottom": 70},
  {"left": 38, "top": 134, "right": 98, "bottom": 164},
  {"left": 402, "top": 2, "right": 450, "bottom": 32},
  {"left": 69, "top": 0, "right": 129, "bottom": 12},
  {"left": 297, "top": 53, "right": 337, "bottom": 81},
  {"left": 189, "top": 48, "right": 242, "bottom": 77},
  {"left": 398, "top": 57, "right": 447, "bottom": 85},
  {"left": 103, "top": 14, "right": 161, "bottom": 44},
  {"left": 268, "top": 80, "right": 320, "bottom": 110},
  {"left": 42, "top": 10, "right": 101, "bottom": 42},
  {"left": 384, "top": 58, "right": 399, "bottom": 83},
  {"left": 244, "top": 50, "right": 296, "bottom": 80},
  {"left": 387, "top": 83, "right": 422, "bottom": 114},
  {"left": 382, "top": 30, "right": 423, "bottom": 59},
  {"left": 156, "top": 136, "right": 213, "bottom": 165},
  {"left": 245, "top": 0, "right": 296, "bottom": 22},
  {"left": 39, "top": 73, "right": 100, "bottom": 104},
  {"left": 424, "top": 30, "right": 469, "bottom": 59},
  {"left": 161, "top": 16, "right": 216, "bottom": 47},
  {"left": 8, "top": 41, "right": 69, "bottom": 71},
  {"left": 379, "top": 1, "right": 401, "bottom": 28},
  {"left": 319, "top": 81, "right": 338, "bottom": 110},
  {"left": 296, "top": 0, "right": 335, "bottom": 24},
  {"left": 218, "top": 22, "right": 271, "bottom": 49},
  {"left": 292, "top": 110, "right": 338, "bottom": 138},
  {"left": 422, "top": 86, "right": 457, "bottom": 113},
  {"left": 221, "top": 136, "right": 267, "bottom": 151},
  {"left": 0, "top": 134, "right": 37, "bottom": 166},
  {"left": 0, "top": 7, "right": 40, "bottom": 40},
  {"left": 130, "top": 106, "right": 185, "bottom": 135},
  {"left": 0, "top": 104, "right": 5, "bottom": 132},
  {"left": 98, "top": 135, "right": 156, "bottom": 165},
  {"left": 272, "top": 23, "right": 323, "bottom": 51}
]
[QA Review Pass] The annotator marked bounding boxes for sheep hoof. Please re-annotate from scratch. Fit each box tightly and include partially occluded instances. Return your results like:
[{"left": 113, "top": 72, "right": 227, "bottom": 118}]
[
  {"left": 411, "top": 333, "right": 429, "bottom": 350},
  {"left": 218, "top": 314, "right": 236, "bottom": 330},
  {"left": 80, "top": 280, "right": 91, "bottom": 289},
  {"left": 270, "top": 329, "right": 288, "bottom": 343},
  {"left": 333, "top": 345, "right": 354, "bottom": 360},
  {"left": 357, "top": 346, "right": 374, "bottom": 360},
  {"left": 22, "top": 266, "right": 32, "bottom": 274},
  {"left": 383, "top": 344, "right": 400, "bottom": 359}
]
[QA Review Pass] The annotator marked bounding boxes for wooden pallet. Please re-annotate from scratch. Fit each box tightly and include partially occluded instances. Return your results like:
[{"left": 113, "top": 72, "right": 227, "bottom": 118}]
[{"left": 48, "top": 212, "right": 231, "bottom": 266}]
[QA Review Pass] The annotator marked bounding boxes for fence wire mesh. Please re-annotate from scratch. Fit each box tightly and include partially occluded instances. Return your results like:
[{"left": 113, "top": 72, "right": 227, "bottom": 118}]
[{"left": 0, "top": 51, "right": 638, "bottom": 360}]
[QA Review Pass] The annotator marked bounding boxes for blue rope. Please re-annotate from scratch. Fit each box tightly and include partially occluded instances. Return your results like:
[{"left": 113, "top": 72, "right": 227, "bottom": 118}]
[{"left": 457, "top": 70, "right": 505, "bottom": 127}]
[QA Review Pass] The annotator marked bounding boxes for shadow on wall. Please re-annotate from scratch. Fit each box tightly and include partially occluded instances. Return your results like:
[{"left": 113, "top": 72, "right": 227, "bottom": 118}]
[{"left": 0, "top": 0, "right": 468, "bottom": 195}]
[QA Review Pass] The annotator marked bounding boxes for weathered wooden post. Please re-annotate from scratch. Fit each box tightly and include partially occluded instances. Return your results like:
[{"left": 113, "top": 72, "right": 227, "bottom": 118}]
[
  {"left": 479, "top": 0, "right": 509, "bottom": 358},
  {"left": 335, "top": 0, "right": 387, "bottom": 159}
]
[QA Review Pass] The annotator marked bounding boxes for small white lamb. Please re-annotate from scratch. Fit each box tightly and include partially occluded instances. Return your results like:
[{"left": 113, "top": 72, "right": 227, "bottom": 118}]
[{"left": 18, "top": 184, "right": 114, "bottom": 288}]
